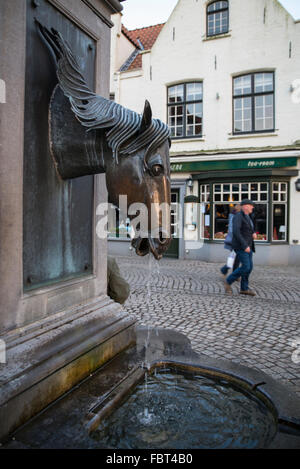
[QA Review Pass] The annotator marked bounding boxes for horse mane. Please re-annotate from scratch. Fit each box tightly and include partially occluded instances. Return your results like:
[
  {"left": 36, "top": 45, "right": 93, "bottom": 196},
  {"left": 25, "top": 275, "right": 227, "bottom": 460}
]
[{"left": 38, "top": 23, "right": 170, "bottom": 161}]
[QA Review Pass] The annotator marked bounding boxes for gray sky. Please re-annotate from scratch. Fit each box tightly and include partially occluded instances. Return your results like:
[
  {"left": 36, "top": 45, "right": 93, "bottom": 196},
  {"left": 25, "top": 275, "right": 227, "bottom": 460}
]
[{"left": 121, "top": 0, "right": 300, "bottom": 30}]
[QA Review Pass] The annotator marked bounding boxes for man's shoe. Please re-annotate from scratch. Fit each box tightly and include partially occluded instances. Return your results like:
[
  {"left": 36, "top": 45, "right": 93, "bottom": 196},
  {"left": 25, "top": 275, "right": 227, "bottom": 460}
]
[
  {"left": 240, "top": 290, "right": 256, "bottom": 296},
  {"left": 223, "top": 279, "right": 233, "bottom": 294}
]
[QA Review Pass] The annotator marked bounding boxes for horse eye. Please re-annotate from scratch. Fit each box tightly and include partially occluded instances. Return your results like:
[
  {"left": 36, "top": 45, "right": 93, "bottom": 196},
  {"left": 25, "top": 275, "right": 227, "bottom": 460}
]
[{"left": 151, "top": 164, "right": 164, "bottom": 176}]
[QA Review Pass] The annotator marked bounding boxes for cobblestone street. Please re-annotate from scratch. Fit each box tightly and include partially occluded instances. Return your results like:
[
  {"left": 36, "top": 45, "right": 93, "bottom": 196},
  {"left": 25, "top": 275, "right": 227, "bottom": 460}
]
[{"left": 117, "top": 255, "right": 300, "bottom": 397}]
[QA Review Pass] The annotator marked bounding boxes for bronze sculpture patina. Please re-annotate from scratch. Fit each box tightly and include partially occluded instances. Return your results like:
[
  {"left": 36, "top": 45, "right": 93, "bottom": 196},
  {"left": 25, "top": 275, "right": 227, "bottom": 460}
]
[{"left": 36, "top": 21, "right": 171, "bottom": 260}]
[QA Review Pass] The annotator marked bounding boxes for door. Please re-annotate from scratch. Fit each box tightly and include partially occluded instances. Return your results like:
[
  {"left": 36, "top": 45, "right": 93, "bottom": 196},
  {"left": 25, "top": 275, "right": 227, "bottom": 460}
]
[{"left": 164, "top": 189, "right": 180, "bottom": 258}]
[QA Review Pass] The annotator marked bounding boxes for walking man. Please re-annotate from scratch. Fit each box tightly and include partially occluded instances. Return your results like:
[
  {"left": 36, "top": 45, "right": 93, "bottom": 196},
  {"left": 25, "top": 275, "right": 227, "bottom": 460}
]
[
  {"left": 224, "top": 200, "right": 257, "bottom": 296},
  {"left": 220, "top": 204, "right": 241, "bottom": 277}
]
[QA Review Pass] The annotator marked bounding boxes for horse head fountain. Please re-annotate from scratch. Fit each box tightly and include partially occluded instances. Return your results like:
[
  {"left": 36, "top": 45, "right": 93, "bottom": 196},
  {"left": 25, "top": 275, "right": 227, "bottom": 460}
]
[
  {"left": 36, "top": 21, "right": 171, "bottom": 260},
  {"left": 1, "top": 9, "right": 300, "bottom": 447}
]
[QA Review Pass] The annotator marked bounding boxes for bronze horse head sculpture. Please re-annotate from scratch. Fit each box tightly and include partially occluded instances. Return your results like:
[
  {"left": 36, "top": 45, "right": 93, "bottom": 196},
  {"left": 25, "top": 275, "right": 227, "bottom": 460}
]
[{"left": 36, "top": 21, "right": 171, "bottom": 260}]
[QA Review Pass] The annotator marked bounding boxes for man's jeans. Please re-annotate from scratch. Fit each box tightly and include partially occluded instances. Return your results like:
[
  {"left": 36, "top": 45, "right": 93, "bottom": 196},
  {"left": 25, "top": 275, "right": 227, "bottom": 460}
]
[{"left": 226, "top": 250, "right": 253, "bottom": 291}]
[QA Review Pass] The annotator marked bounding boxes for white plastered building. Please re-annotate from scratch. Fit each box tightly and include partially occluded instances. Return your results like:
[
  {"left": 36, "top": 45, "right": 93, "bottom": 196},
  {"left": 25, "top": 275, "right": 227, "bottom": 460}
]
[{"left": 109, "top": 0, "right": 300, "bottom": 265}]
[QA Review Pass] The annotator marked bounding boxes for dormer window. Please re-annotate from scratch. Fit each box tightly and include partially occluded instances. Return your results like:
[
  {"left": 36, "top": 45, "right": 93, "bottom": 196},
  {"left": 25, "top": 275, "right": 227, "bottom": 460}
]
[{"left": 207, "top": 1, "right": 229, "bottom": 37}]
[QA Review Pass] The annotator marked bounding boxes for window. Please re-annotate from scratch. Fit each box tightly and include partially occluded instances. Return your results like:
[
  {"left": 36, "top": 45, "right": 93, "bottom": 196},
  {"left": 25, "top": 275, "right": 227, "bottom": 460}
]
[
  {"left": 212, "top": 182, "right": 269, "bottom": 241},
  {"left": 199, "top": 180, "right": 289, "bottom": 245},
  {"left": 200, "top": 185, "right": 211, "bottom": 239},
  {"left": 272, "top": 183, "right": 287, "bottom": 241},
  {"left": 168, "top": 82, "right": 203, "bottom": 139},
  {"left": 233, "top": 72, "right": 274, "bottom": 134},
  {"left": 171, "top": 191, "right": 180, "bottom": 238},
  {"left": 207, "top": 1, "right": 229, "bottom": 37}
]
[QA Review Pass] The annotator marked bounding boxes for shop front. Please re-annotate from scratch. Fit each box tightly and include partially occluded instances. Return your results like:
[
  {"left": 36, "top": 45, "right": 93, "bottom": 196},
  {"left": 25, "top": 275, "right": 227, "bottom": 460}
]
[{"left": 170, "top": 154, "right": 300, "bottom": 265}]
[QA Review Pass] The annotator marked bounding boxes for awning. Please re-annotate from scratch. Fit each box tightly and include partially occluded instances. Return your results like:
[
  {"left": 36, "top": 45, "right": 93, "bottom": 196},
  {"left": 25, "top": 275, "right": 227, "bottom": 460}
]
[{"left": 170, "top": 156, "right": 298, "bottom": 173}]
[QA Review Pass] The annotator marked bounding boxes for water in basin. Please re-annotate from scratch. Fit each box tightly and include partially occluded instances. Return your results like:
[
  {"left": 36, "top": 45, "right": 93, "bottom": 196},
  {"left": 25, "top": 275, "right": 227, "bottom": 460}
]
[{"left": 91, "top": 367, "right": 277, "bottom": 449}]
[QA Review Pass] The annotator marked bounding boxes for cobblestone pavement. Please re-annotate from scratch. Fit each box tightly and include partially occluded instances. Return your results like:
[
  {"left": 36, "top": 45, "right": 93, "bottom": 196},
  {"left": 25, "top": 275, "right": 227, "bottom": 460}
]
[{"left": 116, "top": 255, "right": 300, "bottom": 397}]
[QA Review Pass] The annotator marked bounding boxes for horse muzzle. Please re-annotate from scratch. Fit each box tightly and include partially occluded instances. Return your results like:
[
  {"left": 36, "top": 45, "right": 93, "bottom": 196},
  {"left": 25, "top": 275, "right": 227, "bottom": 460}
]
[{"left": 132, "top": 231, "right": 171, "bottom": 260}]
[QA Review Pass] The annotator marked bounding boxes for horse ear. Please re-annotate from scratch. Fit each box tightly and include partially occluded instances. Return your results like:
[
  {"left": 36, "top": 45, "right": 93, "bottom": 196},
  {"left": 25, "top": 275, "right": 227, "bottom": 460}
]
[{"left": 140, "top": 100, "right": 152, "bottom": 133}]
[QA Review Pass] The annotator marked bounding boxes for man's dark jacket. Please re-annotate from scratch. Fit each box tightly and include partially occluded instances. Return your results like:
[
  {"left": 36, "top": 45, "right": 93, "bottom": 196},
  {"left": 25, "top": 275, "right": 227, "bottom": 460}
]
[{"left": 231, "top": 211, "right": 256, "bottom": 253}]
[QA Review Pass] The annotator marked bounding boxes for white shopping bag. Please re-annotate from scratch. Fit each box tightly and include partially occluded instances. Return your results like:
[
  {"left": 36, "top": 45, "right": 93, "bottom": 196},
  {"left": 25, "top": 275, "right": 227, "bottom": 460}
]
[{"left": 226, "top": 251, "right": 236, "bottom": 269}]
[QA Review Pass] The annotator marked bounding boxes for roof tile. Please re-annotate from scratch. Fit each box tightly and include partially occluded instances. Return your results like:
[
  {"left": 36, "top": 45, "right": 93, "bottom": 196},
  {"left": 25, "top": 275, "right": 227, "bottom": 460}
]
[
  {"left": 125, "top": 23, "right": 165, "bottom": 51},
  {"left": 121, "top": 23, "right": 165, "bottom": 71}
]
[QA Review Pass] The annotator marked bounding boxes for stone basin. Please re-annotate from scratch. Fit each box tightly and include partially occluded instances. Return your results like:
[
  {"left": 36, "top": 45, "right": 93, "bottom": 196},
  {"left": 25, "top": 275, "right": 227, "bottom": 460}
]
[{"left": 2, "top": 327, "right": 300, "bottom": 449}]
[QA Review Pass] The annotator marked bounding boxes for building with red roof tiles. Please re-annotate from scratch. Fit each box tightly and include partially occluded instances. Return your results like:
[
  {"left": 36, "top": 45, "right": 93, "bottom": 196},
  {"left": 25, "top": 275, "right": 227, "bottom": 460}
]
[
  {"left": 115, "top": 23, "right": 165, "bottom": 72},
  {"left": 121, "top": 24, "right": 142, "bottom": 50},
  {"left": 125, "top": 23, "right": 165, "bottom": 51},
  {"left": 124, "top": 23, "right": 165, "bottom": 70},
  {"left": 109, "top": 0, "right": 300, "bottom": 266}
]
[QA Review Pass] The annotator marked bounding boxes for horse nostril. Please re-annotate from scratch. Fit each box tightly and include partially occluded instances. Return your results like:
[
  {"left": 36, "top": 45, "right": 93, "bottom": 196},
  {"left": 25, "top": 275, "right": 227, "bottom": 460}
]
[{"left": 137, "top": 238, "right": 150, "bottom": 255}]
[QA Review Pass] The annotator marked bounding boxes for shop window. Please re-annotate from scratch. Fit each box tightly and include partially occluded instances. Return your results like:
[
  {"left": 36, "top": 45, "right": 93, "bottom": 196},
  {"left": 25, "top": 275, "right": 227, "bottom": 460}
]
[
  {"left": 214, "top": 204, "right": 231, "bottom": 239},
  {"left": 212, "top": 182, "right": 269, "bottom": 241},
  {"left": 272, "top": 183, "right": 287, "bottom": 241},
  {"left": 233, "top": 72, "right": 274, "bottom": 134},
  {"left": 207, "top": 1, "right": 229, "bottom": 37},
  {"left": 168, "top": 82, "right": 203, "bottom": 139},
  {"left": 254, "top": 204, "right": 268, "bottom": 241},
  {"left": 200, "top": 184, "right": 211, "bottom": 239}
]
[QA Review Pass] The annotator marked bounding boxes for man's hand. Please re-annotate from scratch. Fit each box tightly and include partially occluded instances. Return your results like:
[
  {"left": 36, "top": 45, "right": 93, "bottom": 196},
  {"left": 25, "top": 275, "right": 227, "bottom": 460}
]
[
  {"left": 253, "top": 233, "right": 257, "bottom": 240},
  {"left": 245, "top": 247, "right": 251, "bottom": 253}
]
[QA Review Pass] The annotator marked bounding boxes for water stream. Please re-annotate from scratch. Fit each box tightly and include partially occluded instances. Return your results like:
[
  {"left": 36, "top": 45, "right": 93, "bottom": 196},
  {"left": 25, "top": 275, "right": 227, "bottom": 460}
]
[{"left": 142, "top": 255, "right": 161, "bottom": 417}]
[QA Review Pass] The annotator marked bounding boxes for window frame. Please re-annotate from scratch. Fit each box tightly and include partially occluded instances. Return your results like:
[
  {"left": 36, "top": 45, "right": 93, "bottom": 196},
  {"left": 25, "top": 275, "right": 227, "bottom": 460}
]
[
  {"left": 232, "top": 71, "right": 275, "bottom": 135},
  {"left": 200, "top": 184, "right": 211, "bottom": 240},
  {"left": 199, "top": 178, "right": 289, "bottom": 245},
  {"left": 206, "top": 1, "right": 229, "bottom": 38},
  {"left": 271, "top": 182, "right": 288, "bottom": 242},
  {"left": 167, "top": 82, "right": 203, "bottom": 140},
  {"left": 212, "top": 182, "right": 269, "bottom": 242}
]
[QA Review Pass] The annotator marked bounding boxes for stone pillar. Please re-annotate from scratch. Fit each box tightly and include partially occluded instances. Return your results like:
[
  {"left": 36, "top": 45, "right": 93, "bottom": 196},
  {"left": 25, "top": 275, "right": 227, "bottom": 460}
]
[{"left": 0, "top": 0, "right": 136, "bottom": 441}]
